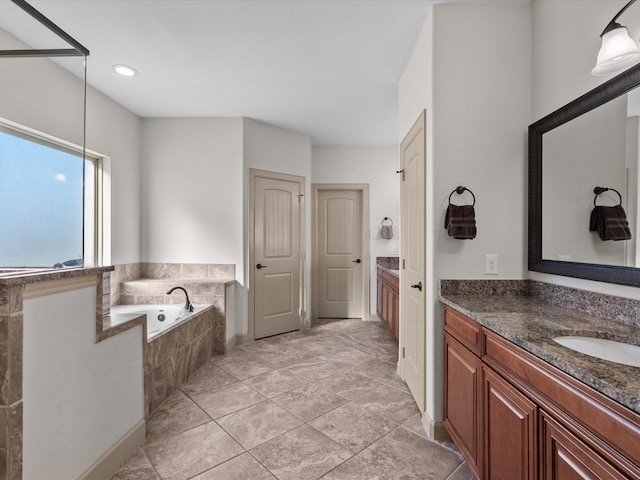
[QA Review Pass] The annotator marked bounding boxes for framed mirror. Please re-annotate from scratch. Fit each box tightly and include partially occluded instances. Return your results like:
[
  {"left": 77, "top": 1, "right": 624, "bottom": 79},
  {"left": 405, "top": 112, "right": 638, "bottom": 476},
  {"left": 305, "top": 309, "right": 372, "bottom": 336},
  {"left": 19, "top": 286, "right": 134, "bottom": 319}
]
[{"left": 529, "top": 62, "right": 640, "bottom": 287}]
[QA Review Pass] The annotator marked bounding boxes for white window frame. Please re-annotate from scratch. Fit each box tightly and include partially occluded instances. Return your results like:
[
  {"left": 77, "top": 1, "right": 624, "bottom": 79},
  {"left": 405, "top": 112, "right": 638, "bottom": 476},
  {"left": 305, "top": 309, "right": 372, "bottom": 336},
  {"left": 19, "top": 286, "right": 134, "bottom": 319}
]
[{"left": 0, "top": 117, "right": 110, "bottom": 268}]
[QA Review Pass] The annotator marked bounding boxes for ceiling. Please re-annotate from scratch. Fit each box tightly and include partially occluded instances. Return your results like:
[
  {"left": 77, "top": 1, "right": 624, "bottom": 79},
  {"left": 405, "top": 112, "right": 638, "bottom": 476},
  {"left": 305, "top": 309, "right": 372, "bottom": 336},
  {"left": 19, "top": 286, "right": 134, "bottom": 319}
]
[{"left": 0, "top": 0, "right": 521, "bottom": 145}]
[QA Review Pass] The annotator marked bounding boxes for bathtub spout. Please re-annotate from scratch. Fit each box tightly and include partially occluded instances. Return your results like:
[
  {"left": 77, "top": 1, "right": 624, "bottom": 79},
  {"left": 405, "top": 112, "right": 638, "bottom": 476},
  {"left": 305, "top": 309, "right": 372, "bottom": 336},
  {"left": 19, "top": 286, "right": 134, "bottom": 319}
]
[{"left": 166, "top": 286, "right": 194, "bottom": 312}]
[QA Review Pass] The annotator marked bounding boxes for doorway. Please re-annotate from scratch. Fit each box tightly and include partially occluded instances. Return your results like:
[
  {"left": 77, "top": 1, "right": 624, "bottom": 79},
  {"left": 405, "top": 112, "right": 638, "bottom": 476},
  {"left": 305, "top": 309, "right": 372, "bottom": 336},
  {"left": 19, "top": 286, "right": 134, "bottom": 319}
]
[
  {"left": 312, "top": 184, "right": 369, "bottom": 320},
  {"left": 250, "top": 169, "right": 305, "bottom": 340},
  {"left": 400, "top": 111, "right": 426, "bottom": 412}
]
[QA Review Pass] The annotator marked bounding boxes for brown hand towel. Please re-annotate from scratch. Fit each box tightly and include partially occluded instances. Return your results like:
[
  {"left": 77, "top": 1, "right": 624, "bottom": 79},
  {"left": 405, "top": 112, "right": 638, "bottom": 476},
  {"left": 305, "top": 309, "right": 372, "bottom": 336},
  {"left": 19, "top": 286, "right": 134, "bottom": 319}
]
[
  {"left": 445, "top": 204, "right": 477, "bottom": 239},
  {"left": 589, "top": 205, "right": 632, "bottom": 241}
]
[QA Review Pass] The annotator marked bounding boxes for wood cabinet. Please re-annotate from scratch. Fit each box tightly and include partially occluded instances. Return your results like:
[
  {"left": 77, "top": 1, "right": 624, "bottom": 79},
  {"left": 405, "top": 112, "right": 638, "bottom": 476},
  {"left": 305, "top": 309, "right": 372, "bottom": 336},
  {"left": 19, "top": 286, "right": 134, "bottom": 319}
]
[
  {"left": 444, "top": 332, "right": 482, "bottom": 478},
  {"left": 483, "top": 365, "right": 537, "bottom": 480},
  {"left": 443, "top": 306, "right": 640, "bottom": 480},
  {"left": 377, "top": 266, "right": 399, "bottom": 344}
]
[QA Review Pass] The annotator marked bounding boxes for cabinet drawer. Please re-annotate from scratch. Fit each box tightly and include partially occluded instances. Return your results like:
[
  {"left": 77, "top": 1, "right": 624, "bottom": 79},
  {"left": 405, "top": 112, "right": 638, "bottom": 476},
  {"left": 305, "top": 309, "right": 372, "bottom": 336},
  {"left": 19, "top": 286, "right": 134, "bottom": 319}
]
[{"left": 444, "top": 307, "right": 482, "bottom": 356}]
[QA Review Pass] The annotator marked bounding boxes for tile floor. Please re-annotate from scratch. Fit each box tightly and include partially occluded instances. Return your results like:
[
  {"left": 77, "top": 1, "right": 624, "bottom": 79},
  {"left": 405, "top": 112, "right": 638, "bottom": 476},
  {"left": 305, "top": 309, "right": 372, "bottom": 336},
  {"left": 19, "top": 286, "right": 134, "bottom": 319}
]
[{"left": 111, "top": 318, "right": 473, "bottom": 480}]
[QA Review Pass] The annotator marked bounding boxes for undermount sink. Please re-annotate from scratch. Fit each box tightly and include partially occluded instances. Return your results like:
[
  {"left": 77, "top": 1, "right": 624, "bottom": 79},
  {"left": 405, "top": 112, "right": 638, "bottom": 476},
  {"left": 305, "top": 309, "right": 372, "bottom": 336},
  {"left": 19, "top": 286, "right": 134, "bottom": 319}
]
[{"left": 553, "top": 336, "right": 640, "bottom": 368}]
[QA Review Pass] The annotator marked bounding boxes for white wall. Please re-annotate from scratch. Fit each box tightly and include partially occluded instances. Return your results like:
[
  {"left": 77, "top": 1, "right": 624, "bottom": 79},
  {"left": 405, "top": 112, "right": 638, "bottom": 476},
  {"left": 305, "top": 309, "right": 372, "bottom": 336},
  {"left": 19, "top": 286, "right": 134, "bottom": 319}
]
[
  {"left": 531, "top": 0, "right": 640, "bottom": 299},
  {"left": 140, "top": 118, "right": 244, "bottom": 267},
  {"left": 399, "top": 3, "right": 531, "bottom": 426},
  {"left": 23, "top": 287, "right": 144, "bottom": 479},
  {"left": 312, "top": 145, "right": 400, "bottom": 314},
  {"left": 0, "top": 28, "right": 143, "bottom": 265}
]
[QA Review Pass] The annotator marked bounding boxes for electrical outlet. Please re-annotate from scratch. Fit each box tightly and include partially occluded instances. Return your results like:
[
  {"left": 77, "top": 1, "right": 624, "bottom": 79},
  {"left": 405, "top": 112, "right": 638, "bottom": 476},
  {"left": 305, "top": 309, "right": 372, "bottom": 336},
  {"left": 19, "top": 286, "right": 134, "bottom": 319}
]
[{"left": 485, "top": 254, "right": 498, "bottom": 275}]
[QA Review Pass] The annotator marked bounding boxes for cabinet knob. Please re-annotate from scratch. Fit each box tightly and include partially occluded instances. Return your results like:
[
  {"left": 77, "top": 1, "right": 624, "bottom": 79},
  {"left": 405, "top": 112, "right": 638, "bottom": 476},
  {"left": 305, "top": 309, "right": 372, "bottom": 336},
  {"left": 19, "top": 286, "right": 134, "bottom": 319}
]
[{"left": 411, "top": 282, "right": 422, "bottom": 291}]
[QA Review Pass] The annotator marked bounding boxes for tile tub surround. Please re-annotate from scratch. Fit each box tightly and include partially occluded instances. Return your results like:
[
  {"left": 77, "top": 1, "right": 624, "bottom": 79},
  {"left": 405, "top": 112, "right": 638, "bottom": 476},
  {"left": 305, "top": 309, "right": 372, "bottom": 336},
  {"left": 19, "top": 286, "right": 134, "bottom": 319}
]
[
  {"left": 119, "top": 279, "right": 229, "bottom": 313},
  {"left": 439, "top": 279, "right": 640, "bottom": 415},
  {"left": 111, "top": 262, "right": 234, "bottom": 309},
  {"left": 0, "top": 266, "right": 114, "bottom": 480},
  {"left": 147, "top": 305, "right": 226, "bottom": 414}
]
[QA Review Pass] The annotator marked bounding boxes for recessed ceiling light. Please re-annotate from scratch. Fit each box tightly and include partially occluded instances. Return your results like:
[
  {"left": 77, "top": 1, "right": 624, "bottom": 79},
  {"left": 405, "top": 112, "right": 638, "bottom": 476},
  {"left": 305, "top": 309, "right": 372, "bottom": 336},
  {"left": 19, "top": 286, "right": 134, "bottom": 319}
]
[{"left": 112, "top": 64, "right": 138, "bottom": 77}]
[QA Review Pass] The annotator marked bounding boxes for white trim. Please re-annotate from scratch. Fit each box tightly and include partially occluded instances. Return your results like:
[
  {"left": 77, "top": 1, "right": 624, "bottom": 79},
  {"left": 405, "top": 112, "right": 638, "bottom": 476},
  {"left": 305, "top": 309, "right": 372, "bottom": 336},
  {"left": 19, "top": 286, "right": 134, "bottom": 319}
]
[
  {"left": 0, "top": 116, "right": 109, "bottom": 268},
  {"left": 77, "top": 419, "right": 146, "bottom": 480},
  {"left": 311, "top": 183, "right": 370, "bottom": 321},
  {"left": 249, "top": 168, "right": 306, "bottom": 341}
]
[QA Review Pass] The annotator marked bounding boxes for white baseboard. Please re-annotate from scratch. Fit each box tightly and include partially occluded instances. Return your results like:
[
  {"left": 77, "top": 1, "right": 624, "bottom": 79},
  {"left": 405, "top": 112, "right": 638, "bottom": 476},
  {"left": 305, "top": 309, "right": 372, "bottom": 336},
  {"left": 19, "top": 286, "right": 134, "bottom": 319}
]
[
  {"left": 224, "top": 335, "right": 236, "bottom": 353},
  {"left": 78, "top": 419, "right": 146, "bottom": 480},
  {"left": 423, "top": 411, "right": 450, "bottom": 442}
]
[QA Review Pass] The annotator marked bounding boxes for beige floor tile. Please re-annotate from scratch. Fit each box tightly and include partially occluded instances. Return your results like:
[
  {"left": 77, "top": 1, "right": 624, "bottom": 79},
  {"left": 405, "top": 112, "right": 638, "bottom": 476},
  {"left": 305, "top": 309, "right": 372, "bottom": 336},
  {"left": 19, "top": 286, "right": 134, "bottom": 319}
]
[
  {"left": 308, "top": 402, "right": 396, "bottom": 453},
  {"left": 272, "top": 383, "right": 348, "bottom": 421},
  {"left": 114, "top": 318, "right": 471, "bottom": 480},
  {"left": 243, "top": 368, "right": 308, "bottom": 398},
  {"left": 217, "top": 400, "right": 303, "bottom": 450},
  {"left": 313, "top": 370, "right": 383, "bottom": 400},
  {"left": 111, "top": 447, "right": 159, "bottom": 480},
  {"left": 179, "top": 362, "right": 238, "bottom": 397},
  {"left": 188, "top": 381, "right": 266, "bottom": 419},
  {"left": 446, "top": 462, "right": 476, "bottom": 480},
  {"left": 251, "top": 424, "right": 352, "bottom": 480},
  {"left": 145, "top": 389, "right": 210, "bottom": 441},
  {"left": 322, "top": 427, "right": 462, "bottom": 480},
  {"left": 191, "top": 453, "right": 276, "bottom": 480},
  {"left": 284, "top": 358, "right": 347, "bottom": 382},
  {"left": 352, "top": 383, "right": 420, "bottom": 424},
  {"left": 217, "top": 358, "right": 273, "bottom": 380},
  {"left": 143, "top": 421, "right": 243, "bottom": 480}
]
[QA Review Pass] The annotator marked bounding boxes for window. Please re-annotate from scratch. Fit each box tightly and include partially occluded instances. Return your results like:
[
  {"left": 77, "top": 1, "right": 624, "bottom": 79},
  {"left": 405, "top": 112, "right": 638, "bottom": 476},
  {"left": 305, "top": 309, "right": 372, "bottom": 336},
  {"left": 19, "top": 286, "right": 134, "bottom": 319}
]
[{"left": 0, "top": 120, "right": 104, "bottom": 269}]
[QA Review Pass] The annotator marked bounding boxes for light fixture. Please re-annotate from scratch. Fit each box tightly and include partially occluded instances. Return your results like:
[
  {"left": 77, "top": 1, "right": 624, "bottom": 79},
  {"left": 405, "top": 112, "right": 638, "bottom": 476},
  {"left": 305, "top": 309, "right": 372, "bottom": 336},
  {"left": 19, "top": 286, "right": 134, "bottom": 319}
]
[
  {"left": 112, "top": 64, "right": 138, "bottom": 77},
  {"left": 592, "top": 0, "right": 640, "bottom": 76}
]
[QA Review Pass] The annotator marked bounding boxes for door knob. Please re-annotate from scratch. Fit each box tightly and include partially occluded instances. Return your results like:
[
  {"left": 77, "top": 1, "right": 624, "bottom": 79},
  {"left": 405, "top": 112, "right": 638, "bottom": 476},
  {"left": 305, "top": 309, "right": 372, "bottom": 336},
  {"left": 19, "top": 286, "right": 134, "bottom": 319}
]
[
  {"left": 256, "top": 263, "right": 267, "bottom": 269},
  {"left": 352, "top": 259, "right": 361, "bottom": 263},
  {"left": 411, "top": 282, "right": 422, "bottom": 291}
]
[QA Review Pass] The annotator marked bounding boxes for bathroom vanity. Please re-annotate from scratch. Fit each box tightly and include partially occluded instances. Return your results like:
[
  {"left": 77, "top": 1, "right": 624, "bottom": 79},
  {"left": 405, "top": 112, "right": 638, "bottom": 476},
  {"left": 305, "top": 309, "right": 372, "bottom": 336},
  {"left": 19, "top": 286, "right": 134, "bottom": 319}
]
[
  {"left": 440, "top": 280, "right": 640, "bottom": 480},
  {"left": 376, "top": 258, "right": 399, "bottom": 344}
]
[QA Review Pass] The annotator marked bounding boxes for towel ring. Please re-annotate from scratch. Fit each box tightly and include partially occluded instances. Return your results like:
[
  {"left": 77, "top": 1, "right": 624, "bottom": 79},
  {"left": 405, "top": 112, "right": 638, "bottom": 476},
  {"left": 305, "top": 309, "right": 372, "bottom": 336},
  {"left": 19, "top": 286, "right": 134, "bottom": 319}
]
[
  {"left": 593, "top": 186, "right": 622, "bottom": 207},
  {"left": 448, "top": 186, "right": 475, "bottom": 207},
  {"left": 382, "top": 217, "right": 393, "bottom": 226}
]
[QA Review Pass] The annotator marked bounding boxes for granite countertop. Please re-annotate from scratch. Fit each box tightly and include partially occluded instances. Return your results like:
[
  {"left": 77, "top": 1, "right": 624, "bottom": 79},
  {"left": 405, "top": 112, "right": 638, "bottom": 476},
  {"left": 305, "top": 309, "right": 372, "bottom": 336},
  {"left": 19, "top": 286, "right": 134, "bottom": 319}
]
[
  {"left": 0, "top": 265, "right": 113, "bottom": 286},
  {"left": 377, "top": 257, "right": 400, "bottom": 278},
  {"left": 440, "top": 288, "right": 640, "bottom": 415}
]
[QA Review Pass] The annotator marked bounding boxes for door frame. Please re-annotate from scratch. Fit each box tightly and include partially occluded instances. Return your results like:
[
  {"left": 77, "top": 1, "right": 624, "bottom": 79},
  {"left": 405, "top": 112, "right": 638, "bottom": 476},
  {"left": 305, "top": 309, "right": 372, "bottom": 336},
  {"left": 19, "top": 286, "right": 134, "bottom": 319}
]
[
  {"left": 311, "top": 183, "right": 370, "bottom": 321},
  {"left": 249, "top": 168, "right": 306, "bottom": 341}
]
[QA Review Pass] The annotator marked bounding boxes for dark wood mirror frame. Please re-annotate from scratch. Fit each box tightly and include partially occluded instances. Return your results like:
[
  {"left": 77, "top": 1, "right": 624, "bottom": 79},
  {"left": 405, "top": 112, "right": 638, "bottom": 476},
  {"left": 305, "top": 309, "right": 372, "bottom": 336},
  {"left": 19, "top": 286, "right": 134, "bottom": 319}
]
[{"left": 529, "top": 62, "right": 640, "bottom": 288}]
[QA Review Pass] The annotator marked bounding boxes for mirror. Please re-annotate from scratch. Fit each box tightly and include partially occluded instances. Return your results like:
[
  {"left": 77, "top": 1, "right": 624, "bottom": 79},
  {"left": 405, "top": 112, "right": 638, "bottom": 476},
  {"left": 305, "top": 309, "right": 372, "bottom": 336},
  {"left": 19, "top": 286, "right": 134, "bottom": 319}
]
[{"left": 529, "top": 62, "right": 640, "bottom": 287}]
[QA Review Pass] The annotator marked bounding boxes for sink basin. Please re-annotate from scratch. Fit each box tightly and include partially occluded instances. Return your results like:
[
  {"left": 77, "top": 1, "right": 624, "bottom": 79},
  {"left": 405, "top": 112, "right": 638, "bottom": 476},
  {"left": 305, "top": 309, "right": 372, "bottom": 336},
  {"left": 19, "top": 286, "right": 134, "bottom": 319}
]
[{"left": 554, "top": 336, "right": 640, "bottom": 368}]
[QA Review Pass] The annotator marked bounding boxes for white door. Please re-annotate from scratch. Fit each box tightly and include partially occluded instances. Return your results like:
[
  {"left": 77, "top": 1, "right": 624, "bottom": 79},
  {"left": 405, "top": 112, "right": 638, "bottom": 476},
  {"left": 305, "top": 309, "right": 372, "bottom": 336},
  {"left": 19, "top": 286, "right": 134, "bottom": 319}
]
[
  {"left": 315, "top": 189, "right": 364, "bottom": 318},
  {"left": 401, "top": 111, "right": 426, "bottom": 412},
  {"left": 254, "top": 175, "right": 302, "bottom": 339}
]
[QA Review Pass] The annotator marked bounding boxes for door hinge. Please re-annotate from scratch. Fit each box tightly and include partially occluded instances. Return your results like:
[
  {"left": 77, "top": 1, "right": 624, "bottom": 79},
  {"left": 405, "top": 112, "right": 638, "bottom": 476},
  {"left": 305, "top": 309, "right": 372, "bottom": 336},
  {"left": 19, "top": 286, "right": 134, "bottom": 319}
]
[
  {"left": 402, "top": 347, "right": 405, "bottom": 358},
  {"left": 396, "top": 169, "right": 405, "bottom": 181},
  {"left": 402, "top": 259, "right": 405, "bottom": 270},
  {"left": 297, "top": 193, "right": 304, "bottom": 203}
]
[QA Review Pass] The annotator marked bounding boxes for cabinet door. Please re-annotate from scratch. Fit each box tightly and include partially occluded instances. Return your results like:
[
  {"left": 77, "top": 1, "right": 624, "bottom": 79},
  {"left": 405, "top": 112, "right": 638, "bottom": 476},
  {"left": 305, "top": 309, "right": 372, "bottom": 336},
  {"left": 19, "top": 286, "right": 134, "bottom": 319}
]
[
  {"left": 540, "top": 411, "right": 627, "bottom": 480},
  {"left": 376, "top": 276, "right": 383, "bottom": 318},
  {"left": 444, "top": 333, "right": 482, "bottom": 478},
  {"left": 483, "top": 366, "right": 537, "bottom": 480},
  {"left": 391, "top": 287, "right": 399, "bottom": 344}
]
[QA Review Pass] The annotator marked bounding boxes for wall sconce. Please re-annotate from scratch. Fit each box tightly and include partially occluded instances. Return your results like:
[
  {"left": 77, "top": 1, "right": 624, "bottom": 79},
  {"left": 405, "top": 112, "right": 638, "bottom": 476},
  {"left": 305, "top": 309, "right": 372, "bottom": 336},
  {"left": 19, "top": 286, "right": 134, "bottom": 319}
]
[{"left": 592, "top": 0, "right": 640, "bottom": 76}]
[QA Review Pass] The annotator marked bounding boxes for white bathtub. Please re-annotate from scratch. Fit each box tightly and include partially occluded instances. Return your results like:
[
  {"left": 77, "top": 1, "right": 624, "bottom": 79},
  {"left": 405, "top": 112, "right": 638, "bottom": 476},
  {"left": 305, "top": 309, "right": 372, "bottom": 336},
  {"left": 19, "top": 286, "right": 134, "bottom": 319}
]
[{"left": 111, "top": 304, "right": 195, "bottom": 339}]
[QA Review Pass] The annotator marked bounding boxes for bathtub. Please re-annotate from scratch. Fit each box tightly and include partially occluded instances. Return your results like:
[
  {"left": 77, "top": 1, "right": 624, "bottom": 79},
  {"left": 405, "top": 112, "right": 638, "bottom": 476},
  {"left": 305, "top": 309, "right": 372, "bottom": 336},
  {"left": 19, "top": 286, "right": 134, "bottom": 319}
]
[{"left": 111, "top": 304, "right": 195, "bottom": 339}]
